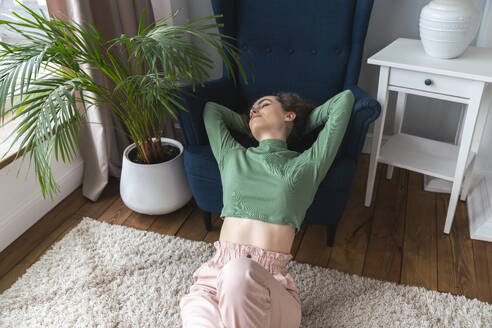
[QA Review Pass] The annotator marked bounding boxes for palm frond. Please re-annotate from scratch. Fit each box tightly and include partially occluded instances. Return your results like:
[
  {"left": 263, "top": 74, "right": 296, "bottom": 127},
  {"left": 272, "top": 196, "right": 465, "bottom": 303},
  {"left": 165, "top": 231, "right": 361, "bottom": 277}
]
[{"left": 0, "top": 4, "right": 249, "bottom": 199}]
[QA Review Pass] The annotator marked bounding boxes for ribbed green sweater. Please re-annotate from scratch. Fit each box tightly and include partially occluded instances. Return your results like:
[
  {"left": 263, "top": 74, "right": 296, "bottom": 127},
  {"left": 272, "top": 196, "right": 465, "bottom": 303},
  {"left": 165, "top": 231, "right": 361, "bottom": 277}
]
[{"left": 203, "top": 89, "right": 355, "bottom": 233}]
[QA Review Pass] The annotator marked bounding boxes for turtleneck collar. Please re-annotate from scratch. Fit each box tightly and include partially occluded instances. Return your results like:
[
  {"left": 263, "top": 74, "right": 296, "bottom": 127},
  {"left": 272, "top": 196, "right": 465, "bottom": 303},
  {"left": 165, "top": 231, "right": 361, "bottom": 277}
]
[{"left": 257, "top": 138, "right": 288, "bottom": 150}]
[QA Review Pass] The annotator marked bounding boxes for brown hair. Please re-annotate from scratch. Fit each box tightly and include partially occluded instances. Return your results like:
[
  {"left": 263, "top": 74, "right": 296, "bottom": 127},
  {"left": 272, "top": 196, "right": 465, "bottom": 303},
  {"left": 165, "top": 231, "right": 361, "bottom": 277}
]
[{"left": 240, "top": 92, "right": 316, "bottom": 147}]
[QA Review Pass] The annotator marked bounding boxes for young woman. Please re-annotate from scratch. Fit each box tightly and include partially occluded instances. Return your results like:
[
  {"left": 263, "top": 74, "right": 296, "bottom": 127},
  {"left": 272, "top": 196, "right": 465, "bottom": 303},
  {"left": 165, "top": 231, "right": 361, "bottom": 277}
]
[{"left": 179, "top": 89, "right": 355, "bottom": 328}]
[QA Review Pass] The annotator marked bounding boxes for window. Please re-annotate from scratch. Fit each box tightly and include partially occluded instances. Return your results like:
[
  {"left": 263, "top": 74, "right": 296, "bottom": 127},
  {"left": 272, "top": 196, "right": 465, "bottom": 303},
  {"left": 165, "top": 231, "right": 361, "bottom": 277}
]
[
  {"left": 0, "top": 0, "right": 48, "bottom": 43},
  {"left": 0, "top": 0, "right": 48, "bottom": 163}
]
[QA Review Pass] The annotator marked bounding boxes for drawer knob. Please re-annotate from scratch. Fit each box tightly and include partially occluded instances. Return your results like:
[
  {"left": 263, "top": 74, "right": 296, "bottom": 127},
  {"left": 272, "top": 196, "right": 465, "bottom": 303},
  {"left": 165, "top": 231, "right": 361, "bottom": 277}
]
[{"left": 424, "top": 79, "right": 432, "bottom": 86}]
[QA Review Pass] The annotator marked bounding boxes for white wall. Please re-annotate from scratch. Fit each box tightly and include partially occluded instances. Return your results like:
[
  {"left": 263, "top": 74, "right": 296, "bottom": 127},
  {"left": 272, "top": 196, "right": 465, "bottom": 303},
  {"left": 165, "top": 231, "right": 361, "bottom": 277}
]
[
  {"left": 361, "top": 0, "right": 460, "bottom": 143},
  {"left": 166, "top": 0, "right": 491, "bottom": 172},
  {"left": 167, "top": 0, "right": 488, "bottom": 142},
  {"left": 0, "top": 152, "right": 83, "bottom": 253},
  {"left": 0, "top": 0, "right": 84, "bottom": 253},
  {"left": 475, "top": 1, "right": 492, "bottom": 177},
  {"left": 360, "top": 0, "right": 489, "bottom": 145},
  {"left": 157, "top": 0, "right": 223, "bottom": 81}
]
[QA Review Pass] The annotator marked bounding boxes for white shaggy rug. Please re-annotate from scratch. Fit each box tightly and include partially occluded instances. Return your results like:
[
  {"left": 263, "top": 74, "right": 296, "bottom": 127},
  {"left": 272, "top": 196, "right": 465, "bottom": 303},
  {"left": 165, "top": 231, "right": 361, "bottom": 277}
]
[{"left": 0, "top": 217, "right": 490, "bottom": 328}]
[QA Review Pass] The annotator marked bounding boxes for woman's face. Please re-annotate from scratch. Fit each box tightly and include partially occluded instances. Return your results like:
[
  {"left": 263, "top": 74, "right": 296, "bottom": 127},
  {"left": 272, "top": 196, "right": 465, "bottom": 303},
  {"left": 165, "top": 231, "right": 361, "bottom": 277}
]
[{"left": 248, "top": 96, "right": 294, "bottom": 140}]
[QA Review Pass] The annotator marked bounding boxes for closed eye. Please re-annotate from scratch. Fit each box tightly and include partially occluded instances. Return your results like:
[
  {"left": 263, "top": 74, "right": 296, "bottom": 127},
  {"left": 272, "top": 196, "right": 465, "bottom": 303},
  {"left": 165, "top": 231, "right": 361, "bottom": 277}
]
[{"left": 250, "top": 100, "right": 271, "bottom": 117}]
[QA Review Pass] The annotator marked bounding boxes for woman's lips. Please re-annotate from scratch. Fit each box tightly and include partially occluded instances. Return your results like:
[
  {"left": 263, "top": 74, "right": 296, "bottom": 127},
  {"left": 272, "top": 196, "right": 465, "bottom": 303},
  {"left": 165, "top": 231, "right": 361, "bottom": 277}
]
[{"left": 250, "top": 115, "right": 261, "bottom": 121}]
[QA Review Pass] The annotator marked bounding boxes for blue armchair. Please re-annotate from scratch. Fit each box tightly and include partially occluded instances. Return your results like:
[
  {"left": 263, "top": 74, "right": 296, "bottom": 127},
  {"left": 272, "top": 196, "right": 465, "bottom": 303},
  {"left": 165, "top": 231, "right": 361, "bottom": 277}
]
[{"left": 176, "top": 0, "right": 380, "bottom": 247}]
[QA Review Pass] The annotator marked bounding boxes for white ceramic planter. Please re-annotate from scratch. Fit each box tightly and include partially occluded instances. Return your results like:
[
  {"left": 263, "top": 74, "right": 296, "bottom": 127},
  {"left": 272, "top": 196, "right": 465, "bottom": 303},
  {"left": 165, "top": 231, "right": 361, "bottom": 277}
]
[
  {"left": 419, "top": 0, "right": 482, "bottom": 58},
  {"left": 120, "top": 137, "right": 192, "bottom": 215}
]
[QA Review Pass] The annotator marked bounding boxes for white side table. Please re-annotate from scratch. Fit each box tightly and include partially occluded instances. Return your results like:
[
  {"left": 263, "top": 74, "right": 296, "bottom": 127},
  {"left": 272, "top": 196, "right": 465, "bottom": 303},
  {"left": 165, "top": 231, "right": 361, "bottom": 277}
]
[{"left": 365, "top": 37, "right": 492, "bottom": 234}]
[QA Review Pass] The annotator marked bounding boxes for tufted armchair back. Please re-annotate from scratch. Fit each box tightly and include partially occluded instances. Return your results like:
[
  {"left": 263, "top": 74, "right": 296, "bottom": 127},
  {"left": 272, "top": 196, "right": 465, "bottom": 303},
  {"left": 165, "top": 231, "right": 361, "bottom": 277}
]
[
  {"left": 211, "top": 0, "right": 374, "bottom": 110},
  {"left": 175, "top": 0, "right": 380, "bottom": 244}
]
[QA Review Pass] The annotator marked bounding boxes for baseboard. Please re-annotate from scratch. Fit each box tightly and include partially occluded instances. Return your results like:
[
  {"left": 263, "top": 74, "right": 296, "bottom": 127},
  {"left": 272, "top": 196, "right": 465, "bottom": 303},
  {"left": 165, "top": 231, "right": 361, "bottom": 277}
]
[{"left": 0, "top": 154, "right": 84, "bottom": 253}]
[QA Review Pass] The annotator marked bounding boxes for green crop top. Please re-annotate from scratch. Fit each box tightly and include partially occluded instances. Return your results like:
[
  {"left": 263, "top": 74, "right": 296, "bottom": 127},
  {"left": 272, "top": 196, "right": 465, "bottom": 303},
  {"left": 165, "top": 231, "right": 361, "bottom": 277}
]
[{"left": 203, "top": 89, "right": 355, "bottom": 234}]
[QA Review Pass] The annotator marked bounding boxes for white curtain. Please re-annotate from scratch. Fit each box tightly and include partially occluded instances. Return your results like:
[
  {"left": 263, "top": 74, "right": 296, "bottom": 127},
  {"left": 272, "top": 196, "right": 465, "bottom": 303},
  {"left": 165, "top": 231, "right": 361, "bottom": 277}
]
[{"left": 153, "top": 0, "right": 223, "bottom": 81}]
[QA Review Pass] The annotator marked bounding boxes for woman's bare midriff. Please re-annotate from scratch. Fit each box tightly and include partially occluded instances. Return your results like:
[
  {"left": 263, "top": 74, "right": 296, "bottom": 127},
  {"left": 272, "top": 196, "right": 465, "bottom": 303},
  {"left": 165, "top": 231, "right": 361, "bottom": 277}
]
[{"left": 219, "top": 216, "right": 296, "bottom": 254}]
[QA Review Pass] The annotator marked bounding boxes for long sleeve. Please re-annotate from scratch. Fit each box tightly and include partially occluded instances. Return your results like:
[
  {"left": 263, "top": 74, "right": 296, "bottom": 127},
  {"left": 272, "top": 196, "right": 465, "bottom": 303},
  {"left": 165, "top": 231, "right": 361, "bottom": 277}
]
[
  {"left": 203, "top": 101, "right": 249, "bottom": 169},
  {"left": 297, "top": 89, "right": 355, "bottom": 186}
]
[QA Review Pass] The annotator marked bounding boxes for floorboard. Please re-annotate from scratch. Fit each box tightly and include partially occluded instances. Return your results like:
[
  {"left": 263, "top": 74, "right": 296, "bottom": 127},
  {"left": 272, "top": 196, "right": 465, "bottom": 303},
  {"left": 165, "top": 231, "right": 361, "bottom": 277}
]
[
  {"left": 328, "top": 154, "right": 378, "bottom": 275},
  {"left": 363, "top": 165, "right": 407, "bottom": 283},
  {"left": 401, "top": 171, "right": 438, "bottom": 290}
]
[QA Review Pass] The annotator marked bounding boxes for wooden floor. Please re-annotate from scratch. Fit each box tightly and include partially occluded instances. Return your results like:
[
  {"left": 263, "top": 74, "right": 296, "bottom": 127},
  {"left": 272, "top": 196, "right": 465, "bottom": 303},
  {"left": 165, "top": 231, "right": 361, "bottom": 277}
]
[{"left": 1, "top": 153, "right": 491, "bottom": 304}]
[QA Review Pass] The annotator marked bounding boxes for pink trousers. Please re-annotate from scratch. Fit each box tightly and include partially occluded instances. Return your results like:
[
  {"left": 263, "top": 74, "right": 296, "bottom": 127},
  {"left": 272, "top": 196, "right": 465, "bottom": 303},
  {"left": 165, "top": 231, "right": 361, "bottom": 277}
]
[{"left": 179, "top": 240, "right": 302, "bottom": 328}]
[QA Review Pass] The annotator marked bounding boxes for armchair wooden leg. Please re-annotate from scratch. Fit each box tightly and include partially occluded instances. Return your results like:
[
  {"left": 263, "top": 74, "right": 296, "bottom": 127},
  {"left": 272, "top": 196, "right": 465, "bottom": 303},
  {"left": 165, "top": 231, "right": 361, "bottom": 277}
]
[
  {"left": 326, "top": 224, "right": 337, "bottom": 247},
  {"left": 203, "top": 211, "right": 212, "bottom": 231}
]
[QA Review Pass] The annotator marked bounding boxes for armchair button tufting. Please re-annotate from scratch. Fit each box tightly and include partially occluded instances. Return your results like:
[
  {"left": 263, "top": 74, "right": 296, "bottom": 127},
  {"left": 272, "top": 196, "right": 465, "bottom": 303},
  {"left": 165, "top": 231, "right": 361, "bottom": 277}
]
[
  {"left": 289, "top": 48, "right": 295, "bottom": 54},
  {"left": 242, "top": 44, "right": 248, "bottom": 50},
  {"left": 311, "top": 49, "right": 317, "bottom": 55},
  {"left": 335, "top": 48, "right": 342, "bottom": 55},
  {"left": 266, "top": 47, "right": 272, "bottom": 53}
]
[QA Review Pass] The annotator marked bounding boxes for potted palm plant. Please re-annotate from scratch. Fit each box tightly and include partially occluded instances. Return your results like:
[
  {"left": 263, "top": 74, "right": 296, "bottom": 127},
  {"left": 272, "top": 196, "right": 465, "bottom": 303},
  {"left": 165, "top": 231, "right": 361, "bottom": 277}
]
[{"left": 0, "top": 2, "right": 248, "bottom": 214}]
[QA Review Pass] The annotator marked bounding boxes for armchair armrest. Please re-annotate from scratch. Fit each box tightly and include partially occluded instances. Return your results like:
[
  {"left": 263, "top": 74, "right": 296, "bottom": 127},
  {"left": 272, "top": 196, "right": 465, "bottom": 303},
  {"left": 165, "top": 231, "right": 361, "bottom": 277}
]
[
  {"left": 341, "top": 85, "right": 381, "bottom": 162},
  {"left": 176, "top": 77, "right": 239, "bottom": 147}
]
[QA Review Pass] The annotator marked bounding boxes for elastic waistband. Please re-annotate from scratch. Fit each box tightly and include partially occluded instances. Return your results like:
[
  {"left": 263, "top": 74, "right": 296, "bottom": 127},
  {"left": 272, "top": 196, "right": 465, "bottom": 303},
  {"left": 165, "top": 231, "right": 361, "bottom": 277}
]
[{"left": 212, "top": 240, "right": 293, "bottom": 273}]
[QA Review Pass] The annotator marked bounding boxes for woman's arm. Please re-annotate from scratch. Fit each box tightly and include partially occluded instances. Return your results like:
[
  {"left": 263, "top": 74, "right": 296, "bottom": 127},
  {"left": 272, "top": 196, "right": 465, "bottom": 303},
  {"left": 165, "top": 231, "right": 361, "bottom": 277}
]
[
  {"left": 203, "top": 101, "right": 248, "bottom": 169},
  {"left": 297, "top": 89, "right": 355, "bottom": 186}
]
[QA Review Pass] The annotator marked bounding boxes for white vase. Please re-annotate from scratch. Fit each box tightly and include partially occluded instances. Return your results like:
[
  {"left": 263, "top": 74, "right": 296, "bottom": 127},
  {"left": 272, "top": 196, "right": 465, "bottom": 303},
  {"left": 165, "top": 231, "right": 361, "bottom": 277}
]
[
  {"left": 419, "top": 0, "right": 482, "bottom": 58},
  {"left": 120, "top": 137, "right": 193, "bottom": 215}
]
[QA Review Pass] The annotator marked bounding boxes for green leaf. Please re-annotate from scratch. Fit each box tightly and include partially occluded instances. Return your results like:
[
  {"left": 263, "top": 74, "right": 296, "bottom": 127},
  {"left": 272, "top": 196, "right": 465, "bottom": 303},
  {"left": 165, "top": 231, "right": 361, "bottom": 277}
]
[{"left": 0, "top": 2, "right": 249, "bottom": 199}]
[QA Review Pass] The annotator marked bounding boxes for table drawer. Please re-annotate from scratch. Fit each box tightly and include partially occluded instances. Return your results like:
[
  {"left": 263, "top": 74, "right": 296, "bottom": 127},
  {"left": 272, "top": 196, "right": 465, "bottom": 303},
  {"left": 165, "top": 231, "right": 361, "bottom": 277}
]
[{"left": 389, "top": 67, "right": 472, "bottom": 98}]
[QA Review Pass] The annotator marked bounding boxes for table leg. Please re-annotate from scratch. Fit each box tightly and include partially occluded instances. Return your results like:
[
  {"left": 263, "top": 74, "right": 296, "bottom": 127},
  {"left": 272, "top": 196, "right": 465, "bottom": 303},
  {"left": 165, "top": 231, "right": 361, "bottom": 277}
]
[
  {"left": 386, "top": 91, "right": 407, "bottom": 180},
  {"left": 365, "top": 66, "right": 390, "bottom": 207},
  {"left": 444, "top": 82, "right": 486, "bottom": 234},
  {"left": 460, "top": 84, "right": 492, "bottom": 201}
]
